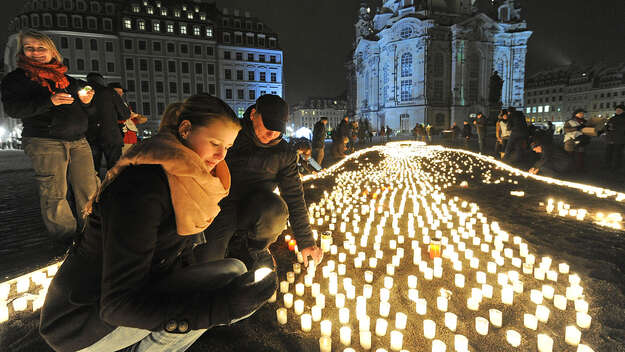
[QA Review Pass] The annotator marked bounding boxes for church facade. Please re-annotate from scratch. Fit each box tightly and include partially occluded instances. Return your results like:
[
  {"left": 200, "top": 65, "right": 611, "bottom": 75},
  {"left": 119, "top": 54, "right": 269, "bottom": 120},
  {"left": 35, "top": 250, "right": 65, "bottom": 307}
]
[{"left": 351, "top": 0, "right": 531, "bottom": 133}]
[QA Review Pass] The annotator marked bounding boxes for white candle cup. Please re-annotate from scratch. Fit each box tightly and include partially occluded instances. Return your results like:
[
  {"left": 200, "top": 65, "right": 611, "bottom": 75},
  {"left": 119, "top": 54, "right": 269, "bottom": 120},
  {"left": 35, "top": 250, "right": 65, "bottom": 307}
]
[
  {"left": 546, "top": 270, "right": 558, "bottom": 282},
  {"left": 559, "top": 263, "right": 570, "bottom": 274},
  {"left": 416, "top": 298, "right": 427, "bottom": 315},
  {"left": 565, "top": 325, "right": 581, "bottom": 346},
  {"left": 437, "top": 296, "right": 448, "bottom": 312},
  {"left": 363, "top": 284, "right": 373, "bottom": 299},
  {"left": 359, "top": 315, "right": 370, "bottom": 332},
  {"left": 295, "top": 283, "right": 305, "bottom": 297},
  {"left": 360, "top": 330, "right": 372, "bottom": 350},
  {"left": 304, "top": 275, "right": 313, "bottom": 287},
  {"left": 506, "top": 330, "right": 521, "bottom": 347},
  {"left": 542, "top": 285, "right": 554, "bottom": 300},
  {"left": 575, "top": 299, "right": 589, "bottom": 313},
  {"left": 467, "top": 297, "right": 479, "bottom": 311},
  {"left": 390, "top": 330, "right": 403, "bottom": 351},
  {"left": 489, "top": 309, "right": 502, "bottom": 328},
  {"left": 536, "top": 305, "right": 550, "bottom": 323},
  {"left": 424, "top": 268, "right": 434, "bottom": 280},
  {"left": 319, "top": 336, "right": 332, "bottom": 352},
  {"left": 311, "top": 305, "right": 322, "bottom": 322},
  {"left": 475, "top": 317, "right": 489, "bottom": 335},
  {"left": 301, "top": 313, "right": 312, "bottom": 332},
  {"left": 554, "top": 294, "right": 567, "bottom": 310},
  {"left": 576, "top": 312, "right": 592, "bottom": 329},
  {"left": 395, "top": 312, "right": 407, "bottom": 330},
  {"left": 286, "top": 271, "right": 295, "bottom": 283},
  {"left": 444, "top": 312, "right": 457, "bottom": 332},
  {"left": 537, "top": 334, "right": 553, "bottom": 352},
  {"left": 380, "top": 301, "right": 391, "bottom": 318},
  {"left": 487, "top": 261, "right": 497, "bottom": 274},
  {"left": 293, "top": 263, "right": 301, "bottom": 274},
  {"left": 320, "top": 319, "right": 332, "bottom": 337},
  {"left": 279, "top": 281, "right": 289, "bottom": 294},
  {"left": 423, "top": 319, "right": 436, "bottom": 339},
  {"left": 534, "top": 268, "right": 545, "bottom": 281},
  {"left": 523, "top": 314, "right": 538, "bottom": 330},
  {"left": 365, "top": 271, "right": 374, "bottom": 283},
  {"left": 339, "top": 307, "right": 350, "bottom": 324},
  {"left": 454, "top": 334, "right": 468, "bottom": 352},
  {"left": 276, "top": 307, "right": 287, "bottom": 325},
  {"left": 530, "top": 289, "right": 544, "bottom": 305},
  {"left": 384, "top": 276, "right": 394, "bottom": 289},
  {"left": 577, "top": 344, "right": 594, "bottom": 352},
  {"left": 454, "top": 274, "right": 465, "bottom": 288},
  {"left": 567, "top": 285, "right": 583, "bottom": 300},
  {"left": 476, "top": 271, "right": 486, "bottom": 284},
  {"left": 369, "top": 258, "right": 378, "bottom": 268},
  {"left": 523, "top": 263, "right": 533, "bottom": 274},
  {"left": 294, "top": 299, "right": 305, "bottom": 315},
  {"left": 375, "top": 318, "right": 388, "bottom": 337},
  {"left": 284, "top": 293, "right": 294, "bottom": 308},
  {"left": 336, "top": 293, "right": 346, "bottom": 308},
  {"left": 501, "top": 286, "right": 514, "bottom": 305},
  {"left": 482, "top": 284, "right": 493, "bottom": 299}
]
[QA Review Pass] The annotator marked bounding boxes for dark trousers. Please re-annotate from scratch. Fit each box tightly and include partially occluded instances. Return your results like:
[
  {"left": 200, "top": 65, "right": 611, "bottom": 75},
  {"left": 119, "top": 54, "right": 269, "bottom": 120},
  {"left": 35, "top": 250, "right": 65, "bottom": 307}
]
[
  {"left": 312, "top": 146, "right": 325, "bottom": 166},
  {"left": 503, "top": 135, "right": 526, "bottom": 164},
  {"left": 477, "top": 133, "right": 487, "bottom": 153},
  {"left": 90, "top": 143, "right": 122, "bottom": 178},
  {"left": 605, "top": 143, "right": 625, "bottom": 170},
  {"left": 197, "top": 190, "right": 289, "bottom": 264}
]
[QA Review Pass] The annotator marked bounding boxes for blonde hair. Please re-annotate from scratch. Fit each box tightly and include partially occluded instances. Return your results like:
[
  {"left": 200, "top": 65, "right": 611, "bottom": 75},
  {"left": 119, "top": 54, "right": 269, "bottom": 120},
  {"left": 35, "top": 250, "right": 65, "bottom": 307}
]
[
  {"left": 17, "top": 29, "right": 63, "bottom": 63},
  {"left": 158, "top": 95, "right": 241, "bottom": 133}
]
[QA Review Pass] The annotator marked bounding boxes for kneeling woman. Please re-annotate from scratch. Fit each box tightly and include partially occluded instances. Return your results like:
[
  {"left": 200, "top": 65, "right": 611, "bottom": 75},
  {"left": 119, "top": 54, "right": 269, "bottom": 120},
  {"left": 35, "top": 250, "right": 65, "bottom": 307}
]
[{"left": 40, "top": 95, "right": 278, "bottom": 352}]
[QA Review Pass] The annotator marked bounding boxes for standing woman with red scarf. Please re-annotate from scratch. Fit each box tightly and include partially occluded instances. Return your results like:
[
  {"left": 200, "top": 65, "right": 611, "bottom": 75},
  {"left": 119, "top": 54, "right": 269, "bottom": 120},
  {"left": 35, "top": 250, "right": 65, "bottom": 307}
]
[{"left": 1, "top": 30, "right": 98, "bottom": 244}]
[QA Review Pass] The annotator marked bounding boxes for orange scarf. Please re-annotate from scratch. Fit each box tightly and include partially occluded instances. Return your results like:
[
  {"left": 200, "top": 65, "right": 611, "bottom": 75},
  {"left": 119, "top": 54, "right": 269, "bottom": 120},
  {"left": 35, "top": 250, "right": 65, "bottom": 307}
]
[
  {"left": 86, "top": 130, "right": 230, "bottom": 235},
  {"left": 17, "top": 54, "right": 70, "bottom": 93}
]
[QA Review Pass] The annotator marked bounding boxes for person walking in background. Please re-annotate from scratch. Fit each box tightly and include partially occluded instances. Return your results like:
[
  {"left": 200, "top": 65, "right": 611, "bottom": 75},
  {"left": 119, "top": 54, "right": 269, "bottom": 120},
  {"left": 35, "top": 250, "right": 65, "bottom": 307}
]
[
  {"left": 495, "top": 110, "right": 511, "bottom": 159},
  {"left": 110, "top": 83, "right": 148, "bottom": 154},
  {"left": 311, "top": 116, "right": 328, "bottom": 166},
  {"left": 462, "top": 121, "right": 472, "bottom": 148},
  {"left": 563, "top": 108, "right": 589, "bottom": 172},
  {"left": 337, "top": 115, "right": 351, "bottom": 150},
  {"left": 1, "top": 30, "right": 98, "bottom": 245},
  {"left": 547, "top": 121, "right": 555, "bottom": 136},
  {"left": 473, "top": 112, "right": 487, "bottom": 154},
  {"left": 85, "top": 73, "right": 131, "bottom": 178},
  {"left": 603, "top": 105, "right": 625, "bottom": 171}
]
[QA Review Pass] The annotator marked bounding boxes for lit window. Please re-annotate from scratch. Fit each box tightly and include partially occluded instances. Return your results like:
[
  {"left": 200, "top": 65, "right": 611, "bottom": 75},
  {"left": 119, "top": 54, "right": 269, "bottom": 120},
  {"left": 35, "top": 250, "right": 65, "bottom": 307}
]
[
  {"left": 526, "top": 107, "right": 531, "bottom": 114},
  {"left": 182, "top": 5, "right": 187, "bottom": 11},
  {"left": 544, "top": 105, "right": 550, "bottom": 112},
  {"left": 187, "top": 12, "right": 193, "bottom": 19},
  {"left": 538, "top": 106, "right": 543, "bottom": 113},
  {"left": 174, "top": 9, "right": 180, "bottom": 17},
  {"left": 132, "top": 5, "right": 140, "bottom": 13},
  {"left": 401, "top": 80, "right": 412, "bottom": 101},
  {"left": 401, "top": 53, "right": 412, "bottom": 77},
  {"left": 167, "top": 24, "right": 174, "bottom": 33},
  {"left": 161, "top": 9, "right": 167, "bottom": 16},
  {"left": 153, "top": 22, "right": 160, "bottom": 31},
  {"left": 138, "top": 20, "right": 145, "bottom": 30},
  {"left": 123, "top": 19, "right": 132, "bottom": 29},
  {"left": 237, "top": 107, "right": 245, "bottom": 117},
  {"left": 193, "top": 26, "right": 200, "bottom": 35},
  {"left": 180, "top": 24, "right": 187, "bottom": 34},
  {"left": 200, "top": 14, "right": 206, "bottom": 20},
  {"left": 206, "top": 27, "right": 213, "bottom": 37},
  {"left": 147, "top": 6, "right": 153, "bottom": 14},
  {"left": 195, "top": 6, "right": 199, "bottom": 13},
  {"left": 532, "top": 107, "right": 537, "bottom": 113}
]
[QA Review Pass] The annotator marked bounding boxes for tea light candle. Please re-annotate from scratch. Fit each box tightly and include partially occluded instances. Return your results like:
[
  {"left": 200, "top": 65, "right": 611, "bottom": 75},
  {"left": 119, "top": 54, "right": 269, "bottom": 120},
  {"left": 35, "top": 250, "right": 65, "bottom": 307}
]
[
  {"left": 554, "top": 294, "right": 567, "bottom": 310},
  {"left": 530, "top": 289, "right": 543, "bottom": 304},
  {"left": 380, "top": 301, "right": 390, "bottom": 317},
  {"left": 423, "top": 319, "right": 436, "bottom": 339},
  {"left": 294, "top": 299, "right": 305, "bottom": 315},
  {"left": 476, "top": 271, "right": 486, "bottom": 284},
  {"left": 523, "top": 263, "right": 533, "bottom": 274},
  {"left": 316, "top": 293, "right": 326, "bottom": 308},
  {"left": 340, "top": 307, "right": 350, "bottom": 324},
  {"left": 489, "top": 309, "right": 502, "bottom": 328},
  {"left": 424, "top": 268, "right": 433, "bottom": 280},
  {"left": 296, "top": 283, "right": 305, "bottom": 296},
  {"left": 280, "top": 281, "right": 289, "bottom": 294},
  {"left": 501, "top": 286, "right": 514, "bottom": 305},
  {"left": 384, "top": 276, "right": 394, "bottom": 289},
  {"left": 369, "top": 258, "right": 378, "bottom": 268},
  {"left": 506, "top": 330, "right": 521, "bottom": 347},
  {"left": 454, "top": 274, "right": 465, "bottom": 288},
  {"left": 416, "top": 298, "right": 427, "bottom": 315},
  {"left": 437, "top": 296, "right": 448, "bottom": 311},
  {"left": 365, "top": 271, "right": 374, "bottom": 283},
  {"left": 340, "top": 326, "right": 352, "bottom": 346},
  {"left": 482, "top": 284, "right": 493, "bottom": 299},
  {"left": 523, "top": 314, "right": 537, "bottom": 330},
  {"left": 390, "top": 330, "right": 403, "bottom": 351},
  {"left": 395, "top": 312, "right": 407, "bottom": 330},
  {"left": 432, "top": 339, "right": 446, "bottom": 352},
  {"left": 301, "top": 313, "right": 312, "bottom": 332},
  {"left": 444, "top": 312, "right": 457, "bottom": 332},
  {"left": 319, "top": 336, "right": 332, "bottom": 352},
  {"left": 534, "top": 268, "right": 545, "bottom": 281},
  {"left": 537, "top": 334, "right": 553, "bottom": 352},
  {"left": 454, "top": 334, "right": 468, "bottom": 351},
  {"left": 577, "top": 344, "right": 594, "bottom": 352},
  {"left": 559, "top": 263, "right": 570, "bottom": 274},
  {"left": 320, "top": 319, "right": 332, "bottom": 337},
  {"left": 575, "top": 299, "right": 589, "bottom": 313},
  {"left": 375, "top": 318, "right": 388, "bottom": 337},
  {"left": 360, "top": 331, "right": 372, "bottom": 350},
  {"left": 286, "top": 271, "right": 295, "bottom": 283},
  {"left": 276, "top": 308, "right": 287, "bottom": 325},
  {"left": 475, "top": 317, "right": 489, "bottom": 335},
  {"left": 565, "top": 325, "right": 581, "bottom": 346},
  {"left": 546, "top": 270, "right": 558, "bottom": 282},
  {"left": 359, "top": 315, "right": 370, "bottom": 332},
  {"left": 310, "top": 305, "right": 322, "bottom": 322},
  {"left": 284, "top": 293, "right": 294, "bottom": 308},
  {"left": 576, "top": 312, "right": 591, "bottom": 329},
  {"left": 293, "top": 263, "right": 301, "bottom": 274},
  {"left": 536, "top": 305, "right": 550, "bottom": 323},
  {"left": 542, "top": 285, "right": 554, "bottom": 300},
  {"left": 364, "top": 284, "right": 373, "bottom": 299},
  {"left": 566, "top": 285, "right": 583, "bottom": 300},
  {"left": 467, "top": 297, "right": 479, "bottom": 311}
]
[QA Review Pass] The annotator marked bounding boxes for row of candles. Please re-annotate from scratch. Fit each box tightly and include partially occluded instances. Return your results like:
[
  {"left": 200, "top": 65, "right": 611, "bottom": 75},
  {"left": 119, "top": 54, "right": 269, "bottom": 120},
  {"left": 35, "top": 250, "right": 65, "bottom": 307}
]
[{"left": 273, "top": 151, "right": 596, "bottom": 351}]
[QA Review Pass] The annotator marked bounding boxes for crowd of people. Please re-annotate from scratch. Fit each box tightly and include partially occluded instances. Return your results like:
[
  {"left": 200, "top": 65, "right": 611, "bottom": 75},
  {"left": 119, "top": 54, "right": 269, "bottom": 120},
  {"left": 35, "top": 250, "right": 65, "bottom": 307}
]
[{"left": 2, "top": 30, "right": 323, "bottom": 352}]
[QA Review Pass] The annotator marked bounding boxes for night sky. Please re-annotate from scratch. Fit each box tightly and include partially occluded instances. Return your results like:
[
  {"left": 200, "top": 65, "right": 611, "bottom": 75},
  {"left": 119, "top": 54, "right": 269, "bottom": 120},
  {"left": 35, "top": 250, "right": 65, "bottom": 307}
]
[{"left": 1, "top": 0, "right": 624, "bottom": 104}]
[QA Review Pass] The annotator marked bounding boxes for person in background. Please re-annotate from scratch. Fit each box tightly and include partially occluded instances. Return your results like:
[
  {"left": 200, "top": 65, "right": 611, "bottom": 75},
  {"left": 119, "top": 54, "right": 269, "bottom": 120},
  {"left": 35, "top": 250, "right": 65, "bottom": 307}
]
[
  {"left": 603, "top": 104, "right": 625, "bottom": 171},
  {"left": 529, "top": 134, "right": 572, "bottom": 177},
  {"left": 109, "top": 82, "right": 148, "bottom": 154},
  {"left": 425, "top": 124, "right": 432, "bottom": 143},
  {"left": 495, "top": 110, "right": 511, "bottom": 159},
  {"left": 85, "top": 73, "right": 131, "bottom": 178},
  {"left": 337, "top": 115, "right": 351, "bottom": 150},
  {"left": 563, "top": 108, "right": 589, "bottom": 172},
  {"left": 40, "top": 94, "right": 277, "bottom": 352},
  {"left": 386, "top": 125, "right": 393, "bottom": 141},
  {"left": 332, "top": 136, "right": 349, "bottom": 159},
  {"left": 473, "top": 112, "right": 487, "bottom": 154},
  {"left": 451, "top": 122, "right": 460, "bottom": 146},
  {"left": 358, "top": 118, "right": 368, "bottom": 147},
  {"left": 547, "top": 121, "right": 555, "bottom": 136},
  {"left": 311, "top": 116, "right": 328, "bottom": 166},
  {"left": 289, "top": 137, "right": 317, "bottom": 176},
  {"left": 1, "top": 30, "right": 97, "bottom": 245},
  {"left": 503, "top": 107, "right": 529, "bottom": 164},
  {"left": 462, "top": 120, "right": 472, "bottom": 148},
  {"left": 348, "top": 120, "right": 359, "bottom": 153},
  {"left": 198, "top": 95, "right": 323, "bottom": 272}
]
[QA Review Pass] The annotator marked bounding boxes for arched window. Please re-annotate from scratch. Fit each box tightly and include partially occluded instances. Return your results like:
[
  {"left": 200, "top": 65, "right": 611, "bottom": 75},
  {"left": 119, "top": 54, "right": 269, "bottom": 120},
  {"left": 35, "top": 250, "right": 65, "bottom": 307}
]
[
  {"left": 433, "top": 52, "right": 444, "bottom": 78},
  {"left": 401, "top": 52, "right": 412, "bottom": 77}
]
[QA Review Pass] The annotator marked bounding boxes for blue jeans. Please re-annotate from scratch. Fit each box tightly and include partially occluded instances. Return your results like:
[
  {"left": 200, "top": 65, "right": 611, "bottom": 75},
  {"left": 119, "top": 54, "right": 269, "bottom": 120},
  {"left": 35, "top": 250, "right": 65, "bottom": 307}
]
[{"left": 23, "top": 137, "right": 98, "bottom": 239}]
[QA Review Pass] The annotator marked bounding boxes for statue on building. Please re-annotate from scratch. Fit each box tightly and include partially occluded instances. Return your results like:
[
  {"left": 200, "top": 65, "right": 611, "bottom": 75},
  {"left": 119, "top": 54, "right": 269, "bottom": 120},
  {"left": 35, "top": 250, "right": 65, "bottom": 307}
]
[{"left": 489, "top": 71, "right": 504, "bottom": 105}]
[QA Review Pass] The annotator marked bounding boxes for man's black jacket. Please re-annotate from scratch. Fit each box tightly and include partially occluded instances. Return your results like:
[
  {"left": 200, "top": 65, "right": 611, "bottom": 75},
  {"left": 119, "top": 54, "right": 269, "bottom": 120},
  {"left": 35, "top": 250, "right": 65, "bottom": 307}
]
[
  {"left": 312, "top": 120, "right": 326, "bottom": 148},
  {"left": 86, "top": 83, "right": 131, "bottom": 146},
  {"left": 224, "top": 117, "right": 315, "bottom": 249}
]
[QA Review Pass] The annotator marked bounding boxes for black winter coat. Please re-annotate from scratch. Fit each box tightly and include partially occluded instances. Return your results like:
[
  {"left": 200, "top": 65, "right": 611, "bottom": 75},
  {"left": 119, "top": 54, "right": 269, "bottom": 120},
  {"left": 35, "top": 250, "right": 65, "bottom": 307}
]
[
  {"left": 39, "top": 165, "right": 230, "bottom": 352},
  {"left": 606, "top": 113, "right": 625, "bottom": 144},
  {"left": 507, "top": 111, "right": 529, "bottom": 138},
  {"left": 86, "top": 83, "right": 131, "bottom": 146},
  {"left": 338, "top": 120, "right": 351, "bottom": 140},
  {"left": 312, "top": 120, "right": 326, "bottom": 148},
  {"left": 533, "top": 144, "right": 572, "bottom": 175},
  {"left": 1, "top": 68, "right": 94, "bottom": 140},
  {"left": 224, "top": 117, "right": 315, "bottom": 249}
]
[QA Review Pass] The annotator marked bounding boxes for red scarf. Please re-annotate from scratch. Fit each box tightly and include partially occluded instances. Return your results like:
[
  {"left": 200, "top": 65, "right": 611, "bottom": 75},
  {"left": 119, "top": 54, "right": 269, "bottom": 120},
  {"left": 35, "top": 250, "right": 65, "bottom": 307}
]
[{"left": 17, "top": 54, "right": 70, "bottom": 93}]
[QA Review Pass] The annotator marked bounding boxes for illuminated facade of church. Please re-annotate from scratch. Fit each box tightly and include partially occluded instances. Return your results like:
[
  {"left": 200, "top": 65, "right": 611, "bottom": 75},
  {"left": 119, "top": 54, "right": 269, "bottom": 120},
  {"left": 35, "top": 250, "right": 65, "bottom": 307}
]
[{"left": 350, "top": 0, "right": 531, "bottom": 132}]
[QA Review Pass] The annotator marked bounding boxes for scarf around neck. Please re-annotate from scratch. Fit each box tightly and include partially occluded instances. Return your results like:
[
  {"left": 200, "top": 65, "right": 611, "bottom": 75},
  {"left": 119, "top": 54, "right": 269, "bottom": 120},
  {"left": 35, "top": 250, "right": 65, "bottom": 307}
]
[
  {"left": 17, "top": 54, "right": 70, "bottom": 93},
  {"left": 86, "top": 130, "right": 230, "bottom": 235}
]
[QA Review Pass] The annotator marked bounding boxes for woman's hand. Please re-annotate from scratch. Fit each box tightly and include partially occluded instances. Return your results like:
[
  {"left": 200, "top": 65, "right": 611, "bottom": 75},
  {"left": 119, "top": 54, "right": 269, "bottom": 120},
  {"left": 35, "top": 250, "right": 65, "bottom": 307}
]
[
  {"left": 78, "top": 88, "right": 95, "bottom": 104},
  {"left": 50, "top": 93, "right": 74, "bottom": 106}
]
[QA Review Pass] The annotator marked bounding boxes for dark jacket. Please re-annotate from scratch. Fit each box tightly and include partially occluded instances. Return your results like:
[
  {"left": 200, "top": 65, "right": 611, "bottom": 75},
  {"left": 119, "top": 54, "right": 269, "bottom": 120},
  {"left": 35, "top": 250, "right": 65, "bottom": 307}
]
[
  {"left": 224, "top": 117, "right": 315, "bottom": 249},
  {"left": 533, "top": 143, "right": 572, "bottom": 175},
  {"left": 39, "top": 165, "right": 229, "bottom": 352},
  {"left": 462, "top": 124, "right": 472, "bottom": 138},
  {"left": 86, "top": 83, "right": 131, "bottom": 146},
  {"left": 507, "top": 111, "right": 529, "bottom": 138},
  {"left": 605, "top": 113, "right": 625, "bottom": 144},
  {"left": 338, "top": 119, "right": 350, "bottom": 140},
  {"left": 312, "top": 120, "right": 326, "bottom": 148},
  {"left": 475, "top": 115, "right": 487, "bottom": 136},
  {"left": 1, "top": 68, "right": 94, "bottom": 140}
]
